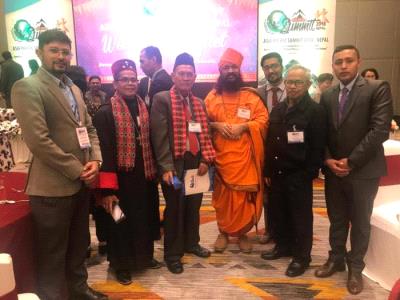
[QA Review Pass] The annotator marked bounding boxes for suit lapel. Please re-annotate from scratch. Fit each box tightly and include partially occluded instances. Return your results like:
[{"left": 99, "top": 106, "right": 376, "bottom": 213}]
[
  {"left": 71, "top": 85, "right": 86, "bottom": 125},
  {"left": 38, "top": 69, "right": 80, "bottom": 124},
  {"left": 330, "top": 85, "right": 340, "bottom": 129},
  {"left": 339, "top": 76, "right": 364, "bottom": 127}
]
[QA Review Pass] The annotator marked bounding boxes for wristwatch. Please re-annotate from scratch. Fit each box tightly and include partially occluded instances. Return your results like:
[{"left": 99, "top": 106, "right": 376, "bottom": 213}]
[{"left": 96, "top": 161, "right": 103, "bottom": 169}]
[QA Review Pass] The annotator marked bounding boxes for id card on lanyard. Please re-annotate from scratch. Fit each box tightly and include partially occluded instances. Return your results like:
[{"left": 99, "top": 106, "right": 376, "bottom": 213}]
[
  {"left": 287, "top": 125, "right": 304, "bottom": 144},
  {"left": 76, "top": 123, "right": 91, "bottom": 149}
]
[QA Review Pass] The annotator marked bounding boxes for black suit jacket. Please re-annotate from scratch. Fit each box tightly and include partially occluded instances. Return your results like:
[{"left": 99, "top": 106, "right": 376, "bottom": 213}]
[
  {"left": 320, "top": 76, "right": 393, "bottom": 179},
  {"left": 138, "top": 69, "right": 173, "bottom": 108},
  {"left": 264, "top": 93, "right": 326, "bottom": 179}
]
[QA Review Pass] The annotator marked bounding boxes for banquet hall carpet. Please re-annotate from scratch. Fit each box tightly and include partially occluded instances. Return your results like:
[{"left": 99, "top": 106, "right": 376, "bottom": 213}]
[{"left": 86, "top": 180, "right": 389, "bottom": 299}]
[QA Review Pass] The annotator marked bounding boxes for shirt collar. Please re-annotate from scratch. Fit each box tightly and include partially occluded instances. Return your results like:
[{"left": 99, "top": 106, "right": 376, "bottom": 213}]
[
  {"left": 151, "top": 68, "right": 163, "bottom": 80},
  {"left": 266, "top": 80, "right": 285, "bottom": 92},
  {"left": 339, "top": 74, "right": 358, "bottom": 92}
]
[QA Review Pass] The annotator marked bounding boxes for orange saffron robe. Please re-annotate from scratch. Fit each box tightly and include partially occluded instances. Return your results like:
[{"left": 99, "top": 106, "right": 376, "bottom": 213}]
[{"left": 205, "top": 88, "right": 269, "bottom": 236}]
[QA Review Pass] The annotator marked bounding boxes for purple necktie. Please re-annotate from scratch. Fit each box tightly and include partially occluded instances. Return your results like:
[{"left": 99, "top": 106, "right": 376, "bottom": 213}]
[{"left": 338, "top": 87, "right": 349, "bottom": 121}]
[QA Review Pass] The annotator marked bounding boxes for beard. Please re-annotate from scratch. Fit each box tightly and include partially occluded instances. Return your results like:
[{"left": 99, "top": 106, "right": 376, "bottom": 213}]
[{"left": 215, "top": 72, "right": 244, "bottom": 94}]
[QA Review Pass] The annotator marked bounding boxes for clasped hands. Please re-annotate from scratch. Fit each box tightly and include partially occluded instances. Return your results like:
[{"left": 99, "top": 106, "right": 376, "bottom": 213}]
[
  {"left": 325, "top": 158, "right": 352, "bottom": 177},
  {"left": 80, "top": 161, "right": 99, "bottom": 186},
  {"left": 214, "top": 122, "right": 246, "bottom": 140}
]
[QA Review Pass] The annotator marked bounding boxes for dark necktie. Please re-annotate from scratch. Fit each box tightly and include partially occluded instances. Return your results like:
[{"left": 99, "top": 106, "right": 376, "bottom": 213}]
[
  {"left": 182, "top": 100, "right": 199, "bottom": 155},
  {"left": 338, "top": 87, "right": 349, "bottom": 121},
  {"left": 271, "top": 87, "right": 279, "bottom": 108}
]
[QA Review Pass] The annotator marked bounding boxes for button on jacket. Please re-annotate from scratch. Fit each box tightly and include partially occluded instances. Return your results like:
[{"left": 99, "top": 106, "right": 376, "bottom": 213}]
[{"left": 264, "top": 93, "right": 326, "bottom": 179}]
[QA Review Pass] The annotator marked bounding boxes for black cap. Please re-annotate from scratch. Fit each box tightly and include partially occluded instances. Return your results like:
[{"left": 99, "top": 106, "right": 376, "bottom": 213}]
[{"left": 173, "top": 52, "right": 195, "bottom": 72}]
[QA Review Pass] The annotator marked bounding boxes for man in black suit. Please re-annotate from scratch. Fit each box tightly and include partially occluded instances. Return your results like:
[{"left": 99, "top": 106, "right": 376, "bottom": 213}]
[
  {"left": 315, "top": 45, "right": 393, "bottom": 295},
  {"left": 138, "top": 46, "right": 173, "bottom": 109}
]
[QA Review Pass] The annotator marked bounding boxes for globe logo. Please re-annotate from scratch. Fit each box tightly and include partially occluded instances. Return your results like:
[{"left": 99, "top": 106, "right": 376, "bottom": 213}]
[
  {"left": 12, "top": 20, "right": 35, "bottom": 42},
  {"left": 265, "top": 10, "right": 290, "bottom": 34}
]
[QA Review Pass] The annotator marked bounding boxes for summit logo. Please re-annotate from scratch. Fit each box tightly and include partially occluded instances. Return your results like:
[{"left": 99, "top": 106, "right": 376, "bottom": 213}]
[{"left": 265, "top": 9, "right": 330, "bottom": 34}]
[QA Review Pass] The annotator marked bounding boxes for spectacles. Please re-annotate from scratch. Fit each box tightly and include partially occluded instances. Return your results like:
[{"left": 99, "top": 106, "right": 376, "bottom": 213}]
[
  {"left": 175, "top": 71, "right": 195, "bottom": 79},
  {"left": 262, "top": 63, "right": 281, "bottom": 71},
  {"left": 117, "top": 77, "right": 138, "bottom": 84},
  {"left": 285, "top": 80, "right": 307, "bottom": 87},
  {"left": 48, "top": 47, "right": 73, "bottom": 57}
]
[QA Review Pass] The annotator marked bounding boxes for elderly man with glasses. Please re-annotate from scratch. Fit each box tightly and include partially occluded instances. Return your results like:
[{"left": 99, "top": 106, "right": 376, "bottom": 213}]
[{"left": 261, "top": 65, "right": 326, "bottom": 278}]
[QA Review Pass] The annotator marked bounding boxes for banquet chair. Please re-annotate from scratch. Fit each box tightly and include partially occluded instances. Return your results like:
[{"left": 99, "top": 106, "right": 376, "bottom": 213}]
[{"left": 0, "top": 253, "right": 39, "bottom": 300}]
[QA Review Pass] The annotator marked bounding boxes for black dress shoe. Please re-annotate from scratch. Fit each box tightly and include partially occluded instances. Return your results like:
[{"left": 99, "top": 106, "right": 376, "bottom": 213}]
[
  {"left": 314, "top": 260, "right": 346, "bottom": 278},
  {"left": 285, "top": 260, "right": 309, "bottom": 277},
  {"left": 147, "top": 258, "right": 163, "bottom": 269},
  {"left": 186, "top": 245, "right": 211, "bottom": 258},
  {"left": 116, "top": 270, "right": 132, "bottom": 285},
  {"left": 71, "top": 287, "right": 108, "bottom": 300},
  {"left": 261, "top": 247, "right": 291, "bottom": 260},
  {"left": 166, "top": 260, "right": 184, "bottom": 274},
  {"left": 347, "top": 271, "right": 363, "bottom": 295}
]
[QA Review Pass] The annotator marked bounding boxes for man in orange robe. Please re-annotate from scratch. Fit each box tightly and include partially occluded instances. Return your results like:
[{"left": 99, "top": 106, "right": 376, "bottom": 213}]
[{"left": 205, "top": 48, "right": 269, "bottom": 253}]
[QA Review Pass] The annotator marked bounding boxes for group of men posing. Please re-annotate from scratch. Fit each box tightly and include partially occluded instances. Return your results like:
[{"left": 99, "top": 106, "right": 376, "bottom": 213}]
[{"left": 11, "top": 29, "right": 393, "bottom": 300}]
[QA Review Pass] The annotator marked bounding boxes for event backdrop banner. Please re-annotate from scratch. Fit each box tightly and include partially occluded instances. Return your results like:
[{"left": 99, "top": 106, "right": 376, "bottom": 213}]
[
  {"left": 72, "top": 0, "right": 257, "bottom": 83},
  {"left": 4, "top": 0, "right": 76, "bottom": 75},
  {"left": 258, "top": 0, "right": 336, "bottom": 87}
]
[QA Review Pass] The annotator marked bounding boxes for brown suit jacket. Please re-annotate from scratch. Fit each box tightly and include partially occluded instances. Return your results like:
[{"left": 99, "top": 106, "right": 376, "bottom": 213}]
[
  {"left": 11, "top": 67, "right": 101, "bottom": 196},
  {"left": 320, "top": 76, "right": 393, "bottom": 179}
]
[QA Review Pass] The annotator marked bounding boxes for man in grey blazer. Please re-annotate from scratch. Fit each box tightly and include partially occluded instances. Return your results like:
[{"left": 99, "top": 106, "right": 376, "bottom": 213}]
[
  {"left": 315, "top": 45, "right": 393, "bottom": 295},
  {"left": 11, "top": 29, "right": 107, "bottom": 300},
  {"left": 150, "top": 53, "right": 215, "bottom": 274}
]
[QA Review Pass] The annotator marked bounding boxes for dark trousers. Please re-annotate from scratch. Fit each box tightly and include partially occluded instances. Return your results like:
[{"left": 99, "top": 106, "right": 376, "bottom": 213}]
[
  {"left": 92, "top": 204, "right": 108, "bottom": 243},
  {"left": 161, "top": 152, "right": 202, "bottom": 263},
  {"left": 263, "top": 188, "right": 276, "bottom": 239},
  {"left": 30, "top": 188, "right": 89, "bottom": 300},
  {"left": 325, "top": 173, "right": 379, "bottom": 273},
  {"left": 270, "top": 171, "right": 313, "bottom": 263}
]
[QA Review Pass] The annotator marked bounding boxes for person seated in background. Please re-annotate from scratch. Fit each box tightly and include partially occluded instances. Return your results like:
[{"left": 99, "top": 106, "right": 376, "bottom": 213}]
[
  {"left": 65, "top": 65, "right": 88, "bottom": 94},
  {"left": 93, "top": 59, "right": 162, "bottom": 285},
  {"left": 28, "top": 59, "right": 39, "bottom": 75},
  {"left": 312, "top": 73, "right": 334, "bottom": 103},
  {"left": 0, "top": 51, "right": 24, "bottom": 108},
  {"left": 361, "top": 68, "right": 379, "bottom": 80},
  {"left": 85, "top": 75, "right": 108, "bottom": 118}
]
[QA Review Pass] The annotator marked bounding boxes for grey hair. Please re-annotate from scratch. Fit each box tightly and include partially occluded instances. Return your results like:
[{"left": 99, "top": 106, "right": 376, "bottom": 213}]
[{"left": 284, "top": 65, "right": 312, "bottom": 81}]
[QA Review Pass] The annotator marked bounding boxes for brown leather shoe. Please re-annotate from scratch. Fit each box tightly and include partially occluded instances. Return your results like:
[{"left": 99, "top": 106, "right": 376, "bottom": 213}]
[
  {"left": 214, "top": 233, "right": 228, "bottom": 253},
  {"left": 347, "top": 271, "right": 363, "bottom": 295},
  {"left": 314, "top": 260, "right": 346, "bottom": 278},
  {"left": 238, "top": 235, "right": 252, "bottom": 253}
]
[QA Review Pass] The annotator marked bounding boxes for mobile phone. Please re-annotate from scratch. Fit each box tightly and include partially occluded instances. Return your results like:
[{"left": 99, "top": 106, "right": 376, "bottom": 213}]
[{"left": 172, "top": 176, "right": 182, "bottom": 190}]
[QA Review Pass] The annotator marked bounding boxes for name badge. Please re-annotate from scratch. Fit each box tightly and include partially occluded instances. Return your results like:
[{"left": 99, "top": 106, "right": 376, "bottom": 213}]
[
  {"left": 287, "top": 131, "right": 304, "bottom": 143},
  {"left": 237, "top": 107, "right": 251, "bottom": 119},
  {"left": 137, "top": 116, "right": 141, "bottom": 127},
  {"left": 76, "top": 127, "right": 91, "bottom": 149},
  {"left": 188, "top": 122, "right": 202, "bottom": 133}
]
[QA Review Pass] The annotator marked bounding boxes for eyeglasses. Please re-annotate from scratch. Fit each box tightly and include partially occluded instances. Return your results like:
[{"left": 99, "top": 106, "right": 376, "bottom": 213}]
[
  {"left": 285, "top": 80, "right": 307, "bottom": 87},
  {"left": 117, "top": 77, "right": 138, "bottom": 84},
  {"left": 262, "top": 63, "right": 281, "bottom": 71},
  {"left": 175, "top": 71, "right": 195, "bottom": 79},
  {"left": 48, "top": 47, "right": 73, "bottom": 58}
]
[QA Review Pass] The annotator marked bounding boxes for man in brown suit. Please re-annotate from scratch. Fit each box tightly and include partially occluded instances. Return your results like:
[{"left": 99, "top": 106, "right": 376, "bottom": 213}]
[{"left": 11, "top": 29, "right": 107, "bottom": 300}]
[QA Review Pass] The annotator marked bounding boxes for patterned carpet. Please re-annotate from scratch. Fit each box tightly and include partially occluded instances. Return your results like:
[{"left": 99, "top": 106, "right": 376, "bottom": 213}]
[{"left": 86, "top": 180, "right": 389, "bottom": 299}]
